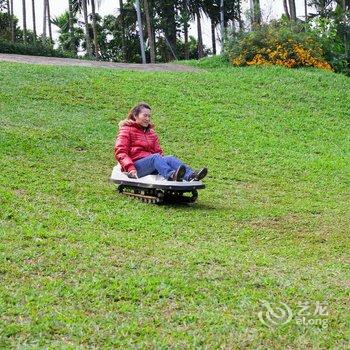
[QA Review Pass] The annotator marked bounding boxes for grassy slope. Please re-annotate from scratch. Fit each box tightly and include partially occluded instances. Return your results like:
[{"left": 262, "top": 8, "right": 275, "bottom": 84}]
[{"left": 0, "top": 62, "right": 349, "bottom": 349}]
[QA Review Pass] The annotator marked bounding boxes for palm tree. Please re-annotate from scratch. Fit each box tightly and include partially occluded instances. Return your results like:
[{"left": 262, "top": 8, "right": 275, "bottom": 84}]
[
  {"left": 288, "top": 0, "right": 297, "bottom": 20},
  {"left": 186, "top": 0, "right": 204, "bottom": 58},
  {"left": 68, "top": 0, "right": 76, "bottom": 52},
  {"left": 91, "top": 0, "right": 100, "bottom": 58},
  {"left": 202, "top": 0, "right": 218, "bottom": 55},
  {"left": 143, "top": 0, "right": 155, "bottom": 63},
  {"left": 31, "top": 0, "right": 36, "bottom": 40},
  {"left": 156, "top": 0, "right": 178, "bottom": 60},
  {"left": 10, "top": 0, "right": 15, "bottom": 42},
  {"left": 283, "top": 0, "right": 290, "bottom": 19},
  {"left": 82, "top": 0, "right": 92, "bottom": 57},
  {"left": 46, "top": 0, "right": 53, "bottom": 42},
  {"left": 42, "top": 0, "right": 46, "bottom": 39},
  {"left": 251, "top": 0, "right": 261, "bottom": 26},
  {"left": 6, "top": 0, "right": 11, "bottom": 38},
  {"left": 181, "top": 0, "right": 190, "bottom": 59},
  {"left": 119, "top": 0, "right": 126, "bottom": 61},
  {"left": 6, "top": 1, "right": 9, "bottom": 19},
  {"left": 196, "top": 7, "right": 204, "bottom": 58},
  {"left": 71, "top": 0, "right": 94, "bottom": 57},
  {"left": 22, "top": 0, "right": 27, "bottom": 43},
  {"left": 52, "top": 10, "right": 84, "bottom": 52}
]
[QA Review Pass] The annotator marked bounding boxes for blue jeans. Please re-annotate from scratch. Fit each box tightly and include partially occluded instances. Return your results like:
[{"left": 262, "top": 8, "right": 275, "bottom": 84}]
[{"left": 134, "top": 154, "right": 194, "bottom": 180}]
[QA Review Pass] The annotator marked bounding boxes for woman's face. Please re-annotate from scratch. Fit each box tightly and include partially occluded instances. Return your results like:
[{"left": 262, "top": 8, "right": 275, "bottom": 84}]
[{"left": 135, "top": 107, "right": 151, "bottom": 127}]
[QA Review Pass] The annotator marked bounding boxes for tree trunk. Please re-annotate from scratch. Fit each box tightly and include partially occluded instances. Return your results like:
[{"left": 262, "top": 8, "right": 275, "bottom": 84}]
[
  {"left": 252, "top": 0, "right": 261, "bottom": 26},
  {"left": 163, "top": 1, "right": 177, "bottom": 60},
  {"left": 237, "top": 5, "right": 243, "bottom": 31},
  {"left": 210, "top": 18, "right": 216, "bottom": 55},
  {"left": 304, "top": 0, "right": 307, "bottom": 21},
  {"left": 342, "top": 0, "right": 348, "bottom": 62},
  {"left": 91, "top": 0, "right": 100, "bottom": 58},
  {"left": 22, "top": 0, "right": 27, "bottom": 43},
  {"left": 220, "top": 0, "right": 224, "bottom": 48},
  {"left": 135, "top": 0, "right": 146, "bottom": 63},
  {"left": 10, "top": 0, "right": 15, "bottom": 42},
  {"left": 143, "top": 0, "right": 155, "bottom": 63},
  {"left": 31, "top": 0, "right": 36, "bottom": 40},
  {"left": 46, "top": 0, "right": 52, "bottom": 43},
  {"left": 196, "top": 7, "right": 203, "bottom": 58},
  {"left": 6, "top": 0, "right": 10, "bottom": 38},
  {"left": 183, "top": 0, "right": 189, "bottom": 60},
  {"left": 119, "top": 0, "right": 126, "bottom": 62},
  {"left": 283, "top": 0, "right": 290, "bottom": 19},
  {"left": 288, "top": 0, "right": 297, "bottom": 20},
  {"left": 42, "top": 0, "right": 46, "bottom": 40},
  {"left": 82, "top": 0, "right": 92, "bottom": 57},
  {"left": 68, "top": 0, "right": 75, "bottom": 53}
]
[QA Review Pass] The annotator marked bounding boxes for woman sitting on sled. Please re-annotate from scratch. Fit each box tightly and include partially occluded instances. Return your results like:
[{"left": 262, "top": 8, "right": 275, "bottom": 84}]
[{"left": 114, "top": 103, "right": 208, "bottom": 182}]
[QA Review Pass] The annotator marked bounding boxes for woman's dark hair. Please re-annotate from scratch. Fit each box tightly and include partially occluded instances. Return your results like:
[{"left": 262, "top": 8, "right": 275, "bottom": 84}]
[{"left": 127, "top": 102, "right": 151, "bottom": 121}]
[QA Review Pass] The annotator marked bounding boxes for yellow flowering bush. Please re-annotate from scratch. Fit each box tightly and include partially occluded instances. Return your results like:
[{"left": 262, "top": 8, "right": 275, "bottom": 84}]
[{"left": 226, "top": 20, "right": 334, "bottom": 71}]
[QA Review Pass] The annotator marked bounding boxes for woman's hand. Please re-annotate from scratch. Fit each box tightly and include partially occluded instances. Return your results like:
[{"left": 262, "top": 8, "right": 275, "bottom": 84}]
[{"left": 128, "top": 170, "right": 138, "bottom": 178}]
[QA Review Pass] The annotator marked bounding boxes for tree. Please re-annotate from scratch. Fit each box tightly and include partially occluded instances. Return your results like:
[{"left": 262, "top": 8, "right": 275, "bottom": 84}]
[
  {"left": 0, "top": 2, "right": 13, "bottom": 41},
  {"left": 68, "top": 0, "right": 76, "bottom": 52},
  {"left": 308, "top": 0, "right": 334, "bottom": 18},
  {"left": 91, "top": 0, "right": 100, "bottom": 57},
  {"left": 46, "top": 0, "right": 52, "bottom": 42},
  {"left": 82, "top": 0, "right": 92, "bottom": 56},
  {"left": 119, "top": 0, "right": 126, "bottom": 61},
  {"left": 304, "top": 0, "right": 308, "bottom": 21},
  {"left": 288, "top": 0, "right": 297, "bottom": 20},
  {"left": 143, "top": 0, "right": 155, "bottom": 63},
  {"left": 156, "top": 0, "right": 179, "bottom": 60},
  {"left": 202, "top": 0, "right": 218, "bottom": 54},
  {"left": 101, "top": 9, "right": 142, "bottom": 62},
  {"left": 196, "top": 5, "right": 204, "bottom": 57},
  {"left": 10, "top": 0, "right": 14, "bottom": 41},
  {"left": 203, "top": 0, "right": 242, "bottom": 54},
  {"left": 185, "top": 0, "right": 205, "bottom": 58},
  {"left": 251, "top": 0, "right": 261, "bottom": 26},
  {"left": 22, "top": 0, "right": 27, "bottom": 43},
  {"left": 31, "top": 0, "right": 36, "bottom": 39},
  {"left": 52, "top": 10, "right": 84, "bottom": 52},
  {"left": 180, "top": 0, "right": 190, "bottom": 59},
  {"left": 283, "top": 0, "right": 290, "bottom": 19}
]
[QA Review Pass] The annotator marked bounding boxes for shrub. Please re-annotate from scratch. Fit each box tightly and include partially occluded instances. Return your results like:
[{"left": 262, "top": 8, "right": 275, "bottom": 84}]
[
  {"left": 225, "top": 19, "right": 346, "bottom": 72},
  {"left": 0, "top": 39, "right": 75, "bottom": 58}
]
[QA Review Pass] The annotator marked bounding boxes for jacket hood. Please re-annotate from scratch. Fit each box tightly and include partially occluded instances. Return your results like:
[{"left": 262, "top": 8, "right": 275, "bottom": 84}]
[{"left": 118, "top": 119, "right": 155, "bottom": 130}]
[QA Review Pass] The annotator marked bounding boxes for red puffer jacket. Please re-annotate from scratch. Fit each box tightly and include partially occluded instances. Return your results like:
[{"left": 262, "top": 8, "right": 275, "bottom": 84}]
[{"left": 114, "top": 119, "right": 163, "bottom": 172}]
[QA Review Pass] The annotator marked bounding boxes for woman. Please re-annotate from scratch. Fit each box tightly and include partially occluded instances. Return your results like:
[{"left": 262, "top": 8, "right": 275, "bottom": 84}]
[{"left": 114, "top": 103, "right": 208, "bottom": 182}]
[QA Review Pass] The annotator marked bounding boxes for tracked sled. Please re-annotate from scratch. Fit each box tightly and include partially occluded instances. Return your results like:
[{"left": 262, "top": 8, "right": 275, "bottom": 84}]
[{"left": 109, "top": 165, "right": 205, "bottom": 204}]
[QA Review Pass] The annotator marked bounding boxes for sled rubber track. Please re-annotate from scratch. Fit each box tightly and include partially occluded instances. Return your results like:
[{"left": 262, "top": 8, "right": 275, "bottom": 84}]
[{"left": 118, "top": 185, "right": 198, "bottom": 204}]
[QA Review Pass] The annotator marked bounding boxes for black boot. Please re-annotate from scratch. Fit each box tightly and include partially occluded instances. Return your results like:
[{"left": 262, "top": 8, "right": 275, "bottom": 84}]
[
  {"left": 188, "top": 167, "right": 208, "bottom": 181},
  {"left": 169, "top": 165, "right": 186, "bottom": 181}
]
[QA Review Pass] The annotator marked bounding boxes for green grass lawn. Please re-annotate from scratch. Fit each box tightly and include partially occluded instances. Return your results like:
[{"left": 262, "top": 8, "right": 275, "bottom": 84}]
[{"left": 0, "top": 61, "right": 349, "bottom": 349}]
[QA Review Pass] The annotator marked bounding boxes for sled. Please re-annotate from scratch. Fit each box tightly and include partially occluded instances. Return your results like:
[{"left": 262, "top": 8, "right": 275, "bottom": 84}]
[{"left": 109, "top": 165, "right": 205, "bottom": 204}]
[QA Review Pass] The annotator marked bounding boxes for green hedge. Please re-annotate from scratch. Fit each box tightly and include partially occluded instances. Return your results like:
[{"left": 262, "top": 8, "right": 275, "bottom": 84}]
[{"left": 0, "top": 39, "right": 75, "bottom": 58}]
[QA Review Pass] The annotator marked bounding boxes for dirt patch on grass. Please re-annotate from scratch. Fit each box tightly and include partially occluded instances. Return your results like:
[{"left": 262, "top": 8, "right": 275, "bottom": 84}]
[{"left": 249, "top": 213, "right": 303, "bottom": 231}]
